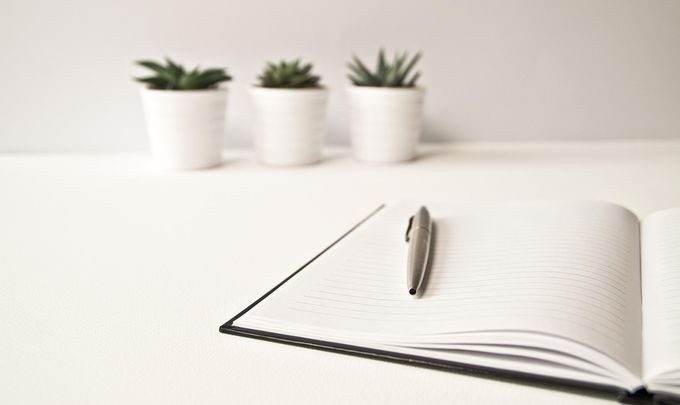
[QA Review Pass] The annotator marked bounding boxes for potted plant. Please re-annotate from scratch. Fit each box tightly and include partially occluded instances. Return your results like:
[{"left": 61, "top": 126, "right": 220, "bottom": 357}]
[
  {"left": 135, "top": 58, "right": 232, "bottom": 169},
  {"left": 346, "top": 50, "right": 424, "bottom": 163},
  {"left": 250, "top": 59, "right": 327, "bottom": 166}
]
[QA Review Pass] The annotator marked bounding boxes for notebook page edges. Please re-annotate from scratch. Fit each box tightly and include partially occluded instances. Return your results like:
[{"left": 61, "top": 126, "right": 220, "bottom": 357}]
[
  {"left": 234, "top": 201, "right": 642, "bottom": 386},
  {"left": 642, "top": 207, "right": 680, "bottom": 395}
]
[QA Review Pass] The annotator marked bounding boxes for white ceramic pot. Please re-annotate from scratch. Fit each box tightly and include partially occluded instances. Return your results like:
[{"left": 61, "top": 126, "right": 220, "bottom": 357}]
[
  {"left": 347, "top": 86, "right": 425, "bottom": 163},
  {"left": 140, "top": 88, "right": 228, "bottom": 170},
  {"left": 250, "top": 87, "right": 328, "bottom": 166}
]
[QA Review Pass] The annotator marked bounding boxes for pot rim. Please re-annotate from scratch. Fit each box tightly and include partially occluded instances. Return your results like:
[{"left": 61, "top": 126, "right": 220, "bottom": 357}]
[
  {"left": 249, "top": 85, "right": 328, "bottom": 93},
  {"left": 346, "top": 85, "right": 425, "bottom": 93},
  {"left": 140, "top": 86, "right": 228, "bottom": 94}
]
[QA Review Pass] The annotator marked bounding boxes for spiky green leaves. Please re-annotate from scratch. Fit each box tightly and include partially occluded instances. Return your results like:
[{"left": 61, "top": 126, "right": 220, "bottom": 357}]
[
  {"left": 348, "top": 49, "right": 421, "bottom": 87},
  {"left": 257, "top": 59, "right": 321, "bottom": 89},
  {"left": 135, "top": 58, "right": 232, "bottom": 90}
]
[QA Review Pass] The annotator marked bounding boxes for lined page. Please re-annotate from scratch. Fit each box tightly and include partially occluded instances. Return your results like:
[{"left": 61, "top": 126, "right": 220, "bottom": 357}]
[
  {"left": 237, "top": 201, "right": 642, "bottom": 376},
  {"left": 642, "top": 208, "right": 680, "bottom": 380}
]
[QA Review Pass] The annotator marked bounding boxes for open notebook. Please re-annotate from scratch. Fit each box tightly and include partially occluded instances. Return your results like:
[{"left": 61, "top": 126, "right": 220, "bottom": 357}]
[{"left": 220, "top": 201, "right": 680, "bottom": 401}]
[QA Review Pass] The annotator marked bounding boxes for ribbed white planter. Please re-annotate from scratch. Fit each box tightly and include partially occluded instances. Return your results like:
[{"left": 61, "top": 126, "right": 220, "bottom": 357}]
[
  {"left": 250, "top": 87, "right": 328, "bottom": 166},
  {"left": 347, "top": 86, "right": 425, "bottom": 163},
  {"left": 140, "top": 88, "right": 228, "bottom": 170}
]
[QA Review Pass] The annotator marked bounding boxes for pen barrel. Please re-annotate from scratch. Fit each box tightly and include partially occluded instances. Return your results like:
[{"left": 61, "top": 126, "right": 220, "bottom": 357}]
[{"left": 407, "top": 227, "right": 431, "bottom": 293}]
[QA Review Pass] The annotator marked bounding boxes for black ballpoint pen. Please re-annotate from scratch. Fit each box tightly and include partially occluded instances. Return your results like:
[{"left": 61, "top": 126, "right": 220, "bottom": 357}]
[{"left": 405, "top": 206, "right": 433, "bottom": 296}]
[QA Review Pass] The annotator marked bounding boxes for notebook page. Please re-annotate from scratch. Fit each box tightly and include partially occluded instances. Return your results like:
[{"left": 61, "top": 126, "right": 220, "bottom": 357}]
[
  {"left": 642, "top": 207, "right": 680, "bottom": 381},
  {"left": 236, "top": 201, "right": 642, "bottom": 377}
]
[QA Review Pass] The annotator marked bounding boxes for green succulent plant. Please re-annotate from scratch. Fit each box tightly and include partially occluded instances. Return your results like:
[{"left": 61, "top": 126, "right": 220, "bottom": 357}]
[
  {"left": 347, "top": 49, "right": 421, "bottom": 87},
  {"left": 257, "top": 59, "right": 321, "bottom": 88},
  {"left": 135, "top": 58, "right": 232, "bottom": 90}
]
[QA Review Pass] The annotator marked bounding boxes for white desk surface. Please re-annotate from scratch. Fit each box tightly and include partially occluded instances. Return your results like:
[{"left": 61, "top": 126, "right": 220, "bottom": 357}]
[{"left": 2, "top": 141, "right": 680, "bottom": 405}]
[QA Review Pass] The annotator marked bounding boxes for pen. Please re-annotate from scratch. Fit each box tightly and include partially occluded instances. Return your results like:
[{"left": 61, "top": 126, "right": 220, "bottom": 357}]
[{"left": 405, "top": 206, "right": 433, "bottom": 296}]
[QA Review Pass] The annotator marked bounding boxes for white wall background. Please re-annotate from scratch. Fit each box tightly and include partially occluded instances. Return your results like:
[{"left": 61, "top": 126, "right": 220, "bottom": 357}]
[{"left": 1, "top": 0, "right": 679, "bottom": 152}]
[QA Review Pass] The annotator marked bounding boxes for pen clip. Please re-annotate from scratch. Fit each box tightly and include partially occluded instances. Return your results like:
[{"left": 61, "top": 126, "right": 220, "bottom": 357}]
[{"left": 405, "top": 215, "right": 414, "bottom": 242}]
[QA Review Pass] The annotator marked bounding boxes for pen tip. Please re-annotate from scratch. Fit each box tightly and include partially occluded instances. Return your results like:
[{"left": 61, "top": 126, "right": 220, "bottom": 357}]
[{"left": 409, "top": 288, "right": 417, "bottom": 296}]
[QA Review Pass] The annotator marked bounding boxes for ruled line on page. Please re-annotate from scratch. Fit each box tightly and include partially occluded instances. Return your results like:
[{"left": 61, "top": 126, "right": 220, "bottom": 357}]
[
  {"left": 300, "top": 293, "right": 626, "bottom": 324},
  {"left": 308, "top": 288, "right": 625, "bottom": 315},
  {"left": 329, "top": 268, "right": 628, "bottom": 295}
]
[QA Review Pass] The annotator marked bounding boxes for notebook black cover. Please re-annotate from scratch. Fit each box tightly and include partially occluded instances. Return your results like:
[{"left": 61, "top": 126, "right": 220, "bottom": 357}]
[{"left": 219, "top": 204, "right": 672, "bottom": 404}]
